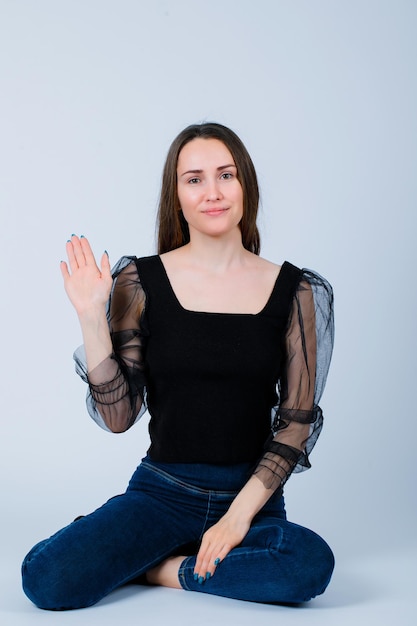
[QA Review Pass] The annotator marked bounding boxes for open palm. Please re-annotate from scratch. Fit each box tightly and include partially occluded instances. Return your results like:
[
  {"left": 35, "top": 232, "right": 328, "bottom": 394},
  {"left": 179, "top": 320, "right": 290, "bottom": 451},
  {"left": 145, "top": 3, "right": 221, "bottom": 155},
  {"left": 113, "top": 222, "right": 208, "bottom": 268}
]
[{"left": 60, "top": 235, "right": 112, "bottom": 315}]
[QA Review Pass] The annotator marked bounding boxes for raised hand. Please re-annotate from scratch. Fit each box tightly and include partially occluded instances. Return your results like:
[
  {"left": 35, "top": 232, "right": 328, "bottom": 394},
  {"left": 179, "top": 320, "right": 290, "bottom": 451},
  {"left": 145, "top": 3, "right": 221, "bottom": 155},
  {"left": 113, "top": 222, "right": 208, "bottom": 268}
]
[{"left": 60, "top": 235, "right": 112, "bottom": 316}]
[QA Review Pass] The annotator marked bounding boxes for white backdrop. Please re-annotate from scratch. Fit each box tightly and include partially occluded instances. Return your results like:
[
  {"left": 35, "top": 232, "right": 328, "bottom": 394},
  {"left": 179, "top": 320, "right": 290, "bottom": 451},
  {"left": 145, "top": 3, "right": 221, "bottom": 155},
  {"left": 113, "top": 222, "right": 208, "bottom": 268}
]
[{"left": 0, "top": 0, "right": 416, "bottom": 615}]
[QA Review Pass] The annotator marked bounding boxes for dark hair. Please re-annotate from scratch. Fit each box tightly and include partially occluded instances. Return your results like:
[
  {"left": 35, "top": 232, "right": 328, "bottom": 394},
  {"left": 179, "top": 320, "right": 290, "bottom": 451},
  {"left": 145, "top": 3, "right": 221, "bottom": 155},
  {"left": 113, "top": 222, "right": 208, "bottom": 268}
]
[{"left": 157, "top": 122, "right": 260, "bottom": 255}]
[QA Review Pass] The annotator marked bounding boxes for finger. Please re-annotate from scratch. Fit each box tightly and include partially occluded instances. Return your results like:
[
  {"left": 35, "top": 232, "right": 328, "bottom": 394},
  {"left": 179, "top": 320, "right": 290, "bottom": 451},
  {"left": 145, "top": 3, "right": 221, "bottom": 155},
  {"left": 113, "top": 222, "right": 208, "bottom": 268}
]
[
  {"left": 79, "top": 235, "right": 99, "bottom": 267},
  {"left": 207, "top": 546, "right": 228, "bottom": 577},
  {"left": 193, "top": 545, "right": 207, "bottom": 581},
  {"left": 194, "top": 537, "right": 214, "bottom": 581},
  {"left": 70, "top": 234, "right": 87, "bottom": 267},
  {"left": 65, "top": 239, "right": 79, "bottom": 273},
  {"left": 212, "top": 545, "right": 231, "bottom": 570}
]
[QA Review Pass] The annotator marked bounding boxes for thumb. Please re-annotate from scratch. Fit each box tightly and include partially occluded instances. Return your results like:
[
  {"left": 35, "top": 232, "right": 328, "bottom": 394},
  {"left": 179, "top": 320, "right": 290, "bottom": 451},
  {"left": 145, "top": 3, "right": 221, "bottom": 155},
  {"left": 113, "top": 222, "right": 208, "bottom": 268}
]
[
  {"left": 60, "top": 260, "right": 70, "bottom": 281},
  {"left": 100, "top": 250, "right": 111, "bottom": 277}
]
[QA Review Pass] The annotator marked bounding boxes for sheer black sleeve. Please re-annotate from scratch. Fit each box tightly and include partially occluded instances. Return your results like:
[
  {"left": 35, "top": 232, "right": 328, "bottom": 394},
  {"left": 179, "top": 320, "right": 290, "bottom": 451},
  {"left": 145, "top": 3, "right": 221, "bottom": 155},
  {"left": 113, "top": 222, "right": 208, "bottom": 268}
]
[
  {"left": 74, "top": 256, "right": 148, "bottom": 433},
  {"left": 254, "top": 269, "right": 334, "bottom": 491}
]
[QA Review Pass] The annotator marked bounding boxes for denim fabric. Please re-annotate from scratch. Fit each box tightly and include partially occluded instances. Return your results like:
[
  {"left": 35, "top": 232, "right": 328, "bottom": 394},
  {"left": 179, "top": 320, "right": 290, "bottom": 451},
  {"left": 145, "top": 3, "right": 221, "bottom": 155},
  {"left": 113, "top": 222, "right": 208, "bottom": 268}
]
[{"left": 22, "top": 457, "right": 334, "bottom": 610}]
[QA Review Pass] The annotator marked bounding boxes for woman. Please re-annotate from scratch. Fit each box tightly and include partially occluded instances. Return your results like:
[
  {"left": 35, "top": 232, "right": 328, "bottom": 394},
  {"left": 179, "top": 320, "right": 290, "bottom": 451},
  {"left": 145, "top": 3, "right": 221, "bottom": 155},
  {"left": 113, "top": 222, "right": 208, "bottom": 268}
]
[{"left": 22, "top": 122, "right": 335, "bottom": 610}]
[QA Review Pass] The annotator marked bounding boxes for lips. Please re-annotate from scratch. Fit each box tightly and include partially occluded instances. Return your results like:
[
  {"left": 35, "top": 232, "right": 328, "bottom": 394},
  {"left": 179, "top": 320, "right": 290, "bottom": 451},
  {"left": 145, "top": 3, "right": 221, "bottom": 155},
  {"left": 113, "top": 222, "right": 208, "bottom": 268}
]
[{"left": 202, "top": 207, "right": 229, "bottom": 216}]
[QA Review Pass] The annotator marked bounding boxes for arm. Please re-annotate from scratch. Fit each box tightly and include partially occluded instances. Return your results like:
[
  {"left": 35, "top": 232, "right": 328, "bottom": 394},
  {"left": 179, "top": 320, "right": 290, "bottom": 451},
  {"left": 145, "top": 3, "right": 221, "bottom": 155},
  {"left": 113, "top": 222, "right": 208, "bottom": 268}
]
[
  {"left": 61, "top": 236, "right": 147, "bottom": 433},
  {"left": 253, "top": 276, "right": 321, "bottom": 490},
  {"left": 194, "top": 270, "right": 334, "bottom": 581}
]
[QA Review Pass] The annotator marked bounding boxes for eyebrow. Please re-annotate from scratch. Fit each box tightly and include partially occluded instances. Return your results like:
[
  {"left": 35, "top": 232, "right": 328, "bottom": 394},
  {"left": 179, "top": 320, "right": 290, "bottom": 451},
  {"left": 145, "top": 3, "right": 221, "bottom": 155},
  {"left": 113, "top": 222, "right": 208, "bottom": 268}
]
[{"left": 179, "top": 164, "right": 237, "bottom": 177}]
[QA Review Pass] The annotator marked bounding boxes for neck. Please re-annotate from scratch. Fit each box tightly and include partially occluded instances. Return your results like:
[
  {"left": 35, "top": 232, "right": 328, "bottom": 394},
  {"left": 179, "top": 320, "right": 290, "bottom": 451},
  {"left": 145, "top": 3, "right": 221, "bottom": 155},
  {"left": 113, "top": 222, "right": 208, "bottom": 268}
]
[{"left": 183, "top": 230, "right": 249, "bottom": 272}]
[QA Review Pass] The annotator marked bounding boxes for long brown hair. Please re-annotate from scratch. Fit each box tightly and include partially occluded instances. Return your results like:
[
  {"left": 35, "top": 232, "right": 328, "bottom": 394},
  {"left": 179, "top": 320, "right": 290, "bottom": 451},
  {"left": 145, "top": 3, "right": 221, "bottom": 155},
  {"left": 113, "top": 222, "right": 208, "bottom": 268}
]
[{"left": 157, "top": 122, "right": 260, "bottom": 255}]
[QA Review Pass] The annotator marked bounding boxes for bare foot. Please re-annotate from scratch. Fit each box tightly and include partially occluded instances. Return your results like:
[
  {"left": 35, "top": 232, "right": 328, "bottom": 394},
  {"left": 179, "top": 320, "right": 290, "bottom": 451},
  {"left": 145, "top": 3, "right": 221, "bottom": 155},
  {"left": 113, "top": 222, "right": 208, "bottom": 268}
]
[{"left": 146, "top": 556, "right": 185, "bottom": 589}]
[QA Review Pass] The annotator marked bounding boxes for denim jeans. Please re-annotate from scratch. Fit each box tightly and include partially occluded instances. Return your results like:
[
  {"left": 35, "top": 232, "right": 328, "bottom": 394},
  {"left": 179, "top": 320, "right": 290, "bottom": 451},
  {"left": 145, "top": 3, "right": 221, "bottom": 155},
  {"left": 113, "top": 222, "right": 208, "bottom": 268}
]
[{"left": 22, "top": 457, "right": 334, "bottom": 610}]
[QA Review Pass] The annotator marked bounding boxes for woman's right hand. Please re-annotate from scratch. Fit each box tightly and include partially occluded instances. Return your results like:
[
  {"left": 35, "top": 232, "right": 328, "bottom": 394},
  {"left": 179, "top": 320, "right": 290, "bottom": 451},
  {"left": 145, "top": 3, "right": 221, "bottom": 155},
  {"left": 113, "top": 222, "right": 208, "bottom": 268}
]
[{"left": 60, "top": 235, "right": 113, "bottom": 317}]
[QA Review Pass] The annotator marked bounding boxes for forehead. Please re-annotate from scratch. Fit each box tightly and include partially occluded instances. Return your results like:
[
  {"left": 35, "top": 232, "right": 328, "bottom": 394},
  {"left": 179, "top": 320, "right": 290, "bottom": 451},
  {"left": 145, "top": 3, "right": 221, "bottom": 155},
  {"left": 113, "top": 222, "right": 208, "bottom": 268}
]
[{"left": 177, "top": 138, "right": 235, "bottom": 170}]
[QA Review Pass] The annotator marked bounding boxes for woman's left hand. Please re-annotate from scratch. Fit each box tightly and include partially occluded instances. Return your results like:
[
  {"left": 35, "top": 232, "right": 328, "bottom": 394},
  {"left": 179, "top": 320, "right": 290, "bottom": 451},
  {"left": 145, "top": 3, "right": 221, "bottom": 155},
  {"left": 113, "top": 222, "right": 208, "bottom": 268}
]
[{"left": 193, "top": 511, "right": 251, "bottom": 583}]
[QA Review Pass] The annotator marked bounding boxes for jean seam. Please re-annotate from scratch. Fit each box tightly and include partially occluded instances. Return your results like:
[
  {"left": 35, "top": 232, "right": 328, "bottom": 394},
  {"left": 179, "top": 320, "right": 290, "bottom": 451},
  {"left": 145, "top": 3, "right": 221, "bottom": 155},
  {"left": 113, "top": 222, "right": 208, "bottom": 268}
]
[
  {"left": 178, "top": 556, "right": 195, "bottom": 590},
  {"left": 197, "top": 490, "right": 213, "bottom": 543},
  {"left": 177, "top": 544, "right": 282, "bottom": 593},
  {"left": 140, "top": 462, "right": 240, "bottom": 497}
]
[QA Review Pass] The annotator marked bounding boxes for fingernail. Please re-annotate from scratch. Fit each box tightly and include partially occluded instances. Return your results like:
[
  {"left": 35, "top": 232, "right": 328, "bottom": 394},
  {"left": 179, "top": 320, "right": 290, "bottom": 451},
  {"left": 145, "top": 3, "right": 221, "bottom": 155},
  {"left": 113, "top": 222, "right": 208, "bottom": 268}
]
[
  {"left": 193, "top": 573, "right": 198, "bottom": 581},
  {"left": 214, "top": 558, "right": 220, "bottom": 566},
  {"left": 71, "top": 234, "right": 76, "bottom": 237},
  {"left": 198, "top": 576, "right": 204, "bottom": 585},
  {"left": 80, "top": 235, "right": 85, "bottom": 238},
  {"left": 104, "top": 250, "right": 108, "bottom": 256},
  {"left": 66, "top": 240, "right": 71, "bottom": 243},
  {"left": 205, "top": 572, "right": 211, "bottom": 580}
]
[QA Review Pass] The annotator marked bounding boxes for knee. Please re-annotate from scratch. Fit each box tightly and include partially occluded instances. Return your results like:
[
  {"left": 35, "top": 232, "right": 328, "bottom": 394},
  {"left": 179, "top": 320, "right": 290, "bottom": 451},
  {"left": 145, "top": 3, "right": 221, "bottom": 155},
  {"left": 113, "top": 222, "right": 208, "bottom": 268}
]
[
  {"left": 247, "top": 521, "right": 334, "bottom": 604},
  {"left": 22, "top": 543, "right": 94, "bottom": 611},
  {"left": 290, "top": 528, "right": 335, "bottom": 602},
  {"left": 315, "top": 534, "right": 335, "bottom": 595},
  {"left": 22, "top": 544, "right": 56, "bottom": 610},
  {"left": 264, "top": 523, "right": 334, "bottom": 604}
]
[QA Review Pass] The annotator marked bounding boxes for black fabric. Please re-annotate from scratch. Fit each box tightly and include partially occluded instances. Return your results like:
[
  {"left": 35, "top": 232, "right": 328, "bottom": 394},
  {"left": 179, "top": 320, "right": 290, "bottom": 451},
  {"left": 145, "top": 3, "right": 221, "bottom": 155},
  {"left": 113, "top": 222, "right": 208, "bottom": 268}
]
[
  {"left": 136, "top": 256, "right": 301, "bottom": 465},
  {"left": 74, "top": 255, "right": 334, "bottom": 493}
]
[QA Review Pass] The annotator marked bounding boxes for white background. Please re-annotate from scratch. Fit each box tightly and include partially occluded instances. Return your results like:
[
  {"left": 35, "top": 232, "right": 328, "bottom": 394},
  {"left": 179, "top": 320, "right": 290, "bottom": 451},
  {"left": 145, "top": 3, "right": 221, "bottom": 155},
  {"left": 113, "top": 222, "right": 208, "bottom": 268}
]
[{"left": 0, "top": 1, "right": 416, "bottom": 624}]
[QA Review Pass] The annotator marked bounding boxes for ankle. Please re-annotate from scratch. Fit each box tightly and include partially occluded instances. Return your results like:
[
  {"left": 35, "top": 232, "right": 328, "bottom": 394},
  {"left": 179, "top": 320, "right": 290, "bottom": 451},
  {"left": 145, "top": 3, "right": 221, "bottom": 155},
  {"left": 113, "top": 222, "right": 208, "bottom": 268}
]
[{"left": 146, "top": 556, "right": 184, "bottom": 589}]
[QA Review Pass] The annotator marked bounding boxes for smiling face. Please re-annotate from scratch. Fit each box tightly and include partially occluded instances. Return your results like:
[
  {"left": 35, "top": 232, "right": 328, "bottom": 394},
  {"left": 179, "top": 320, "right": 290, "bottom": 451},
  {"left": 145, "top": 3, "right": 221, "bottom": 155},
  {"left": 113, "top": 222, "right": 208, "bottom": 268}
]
[{"left": 176, "top": 138, "right": 244, "bottom": 242}]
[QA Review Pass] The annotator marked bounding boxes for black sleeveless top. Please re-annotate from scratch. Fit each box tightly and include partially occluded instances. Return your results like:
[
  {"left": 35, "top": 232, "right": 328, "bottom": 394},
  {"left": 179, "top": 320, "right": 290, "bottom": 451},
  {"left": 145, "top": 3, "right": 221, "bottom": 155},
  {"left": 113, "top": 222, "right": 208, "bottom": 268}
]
[{"left": 136, "top": 255, "right": 302, "bottom": 464}]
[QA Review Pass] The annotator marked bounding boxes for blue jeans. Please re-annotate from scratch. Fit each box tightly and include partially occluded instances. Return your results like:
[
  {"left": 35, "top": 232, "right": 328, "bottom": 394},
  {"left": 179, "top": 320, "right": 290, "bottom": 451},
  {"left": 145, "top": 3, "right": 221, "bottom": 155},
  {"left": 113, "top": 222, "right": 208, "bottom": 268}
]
[{"left": 22, "top": 457, "right": 334, "bottom": 610}]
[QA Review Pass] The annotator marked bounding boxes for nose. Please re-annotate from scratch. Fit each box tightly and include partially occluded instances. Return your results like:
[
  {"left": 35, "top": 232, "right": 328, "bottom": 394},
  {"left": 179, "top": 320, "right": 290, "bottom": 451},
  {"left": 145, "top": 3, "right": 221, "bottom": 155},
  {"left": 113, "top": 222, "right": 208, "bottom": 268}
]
[{"left": 206, "top": 178, "right": 223, "bottom": 201}]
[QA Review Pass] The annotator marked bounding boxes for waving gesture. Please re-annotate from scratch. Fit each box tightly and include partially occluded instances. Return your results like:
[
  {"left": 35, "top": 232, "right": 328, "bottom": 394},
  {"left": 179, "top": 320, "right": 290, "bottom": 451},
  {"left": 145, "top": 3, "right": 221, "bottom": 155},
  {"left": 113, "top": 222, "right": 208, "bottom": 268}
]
[{"left": 60, "top": 235, "right": 112, "bottom": 316}]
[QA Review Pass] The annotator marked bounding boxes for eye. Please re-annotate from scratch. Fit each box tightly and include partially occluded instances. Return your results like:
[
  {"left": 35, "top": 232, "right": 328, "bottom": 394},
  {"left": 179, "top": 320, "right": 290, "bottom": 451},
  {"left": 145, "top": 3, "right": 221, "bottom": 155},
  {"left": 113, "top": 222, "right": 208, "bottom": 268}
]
[
  {"left": 188, "top": 177, "right": 201, "bottom": 184},
  {"left": 220, "top": 172, "right": 233, "bottom": 180}
]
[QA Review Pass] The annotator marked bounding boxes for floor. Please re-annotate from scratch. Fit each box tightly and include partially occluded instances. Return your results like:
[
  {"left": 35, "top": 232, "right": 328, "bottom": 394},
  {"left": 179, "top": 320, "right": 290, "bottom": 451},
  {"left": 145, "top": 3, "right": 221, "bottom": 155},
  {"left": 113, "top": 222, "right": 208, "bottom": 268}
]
[{"left": 1, "top": 547, "right": 415, "bottom": 626}]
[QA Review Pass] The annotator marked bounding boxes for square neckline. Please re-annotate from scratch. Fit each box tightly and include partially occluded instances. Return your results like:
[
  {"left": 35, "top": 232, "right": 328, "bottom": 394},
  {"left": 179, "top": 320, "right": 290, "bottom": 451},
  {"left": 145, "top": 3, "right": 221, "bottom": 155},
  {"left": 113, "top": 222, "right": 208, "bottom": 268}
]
[{"left": 156, "top": 255, "right": 288, "bottom": 317}]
